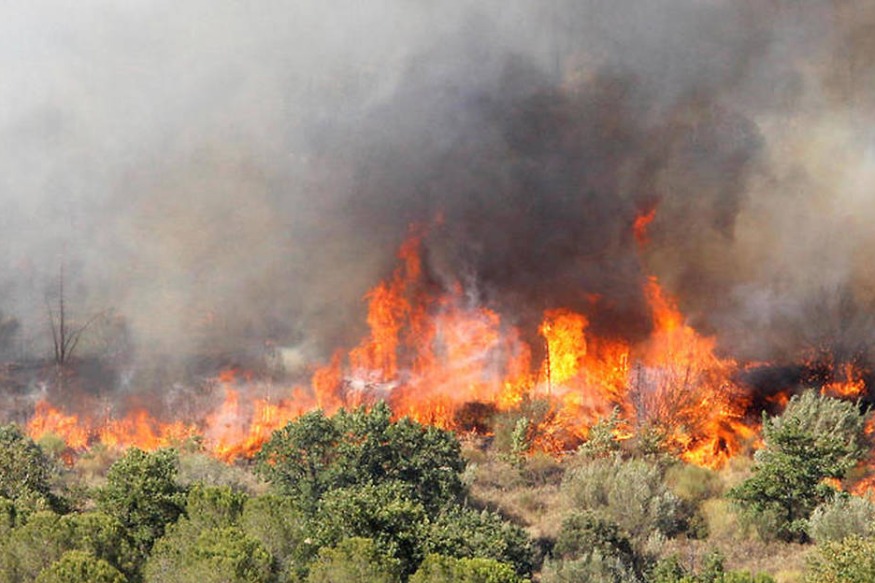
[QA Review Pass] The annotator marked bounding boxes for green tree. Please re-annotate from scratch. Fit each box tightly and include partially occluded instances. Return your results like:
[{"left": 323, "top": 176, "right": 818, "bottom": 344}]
[
  {"left": 255, "top": 403, "right": 465, "bottom": 515},
  {"left": 728, "top": 392, "right": 869, "bottom": 541},
  {"left": 306, "top": 537, "right": 401, "bottom": 583},
  {"left": 241, "top": 494, "right": 313, "bottom": 581},
  {"left": 183, "top": 485, "right": 247, "bottom": 531},
  {"left": 0, "top": 511, "right": 67, "bottom": 583},
  {"left": 425, "top": 507, "right": 534, "bottom": 578},
  {"left": 35, "top": 551, "right": 125, "bottom": 583},
  {"left": 145, "top": 526, "right": 273, "bottom": 583},
  {"left": 0, "top": 510, "right": 137, "bottom": 583},
  {"left": 98, "top": 448, "right": 186, "bottom": 559},
  {"left": 314, "top": 481, "right": 428, "bottom": 577},
  {"left": 0, "top": 424, "right": 59, "bottom": 519}
]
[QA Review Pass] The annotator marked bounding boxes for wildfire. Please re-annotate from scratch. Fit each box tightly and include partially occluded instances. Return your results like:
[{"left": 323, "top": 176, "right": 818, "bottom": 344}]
[{"left": 26, "top": 216, "right": 868, "bottom": 472}]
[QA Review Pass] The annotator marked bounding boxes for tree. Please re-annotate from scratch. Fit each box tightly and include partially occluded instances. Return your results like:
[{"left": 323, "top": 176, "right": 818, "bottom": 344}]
[
  {"left": 255, "top": 403, "right": 465, "bottom": 515},
  {"left": 0, "top": 510, "right": 136, "bottom": 583},
  {"left": 306, "top": 537, "right": 401, "bottom": 583},
  {"left": 35, "top": 551, "right": 125, "bottom": 583},
  {"left": 45, "top": 263, "right": 103, "bottom": 366},
  {"left": 0, "top": 424, "right": 60, "bottom": 519},
  {"left": 240, "top": 495, "right": 313, "bottom": 581},
  {"left": 98, "top": 448, "right": 186, "bottom": 559},
  {"left": 313, "top": 481, "right": 428, "bottom": 577},
  {"left": 728, "top": 392, "right": 869, "bottom": 541},
  {"left": 145, "top": 526, "right": 273, "bottom": 583},
  {"left": 425, "top": 507, "right": 534, "bottom": 578}
]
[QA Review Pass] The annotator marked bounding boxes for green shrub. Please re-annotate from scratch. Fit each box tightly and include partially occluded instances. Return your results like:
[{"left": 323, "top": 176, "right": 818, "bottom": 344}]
[
  {"left": 241, "top": 494, "right": 313, "bottom": 581},
  {"left": 313, "top": 481, "right": 428, "bottom": 576},
  {"left": 306, "top": 537, "right": 400, "bottom": 583},
  {"left": 541, "top": 551, "right": 642, "bottom": 583},
  {"left": 411, "top": 554, "right": 527, "bottom": 583},
  {"left": 807, "top": 494, "right": 875, "bottom": 543},
  {"left": 425, "top": 506, "right": 534, "bottom": 578},
  {"left": 98, "top": 448, "right": 186, "bottom": 559},
  {"left": 145, "top": 526, "right": 273, "bottom": 583},
  {"left": 562, "top": 456, "right": 685, "bottom": 544},
  {"left": 805, "top": 535, "right": 875, "bottom": 583},
  {"left": 35, "top": 551, "right": 125, "bottom": 583}
]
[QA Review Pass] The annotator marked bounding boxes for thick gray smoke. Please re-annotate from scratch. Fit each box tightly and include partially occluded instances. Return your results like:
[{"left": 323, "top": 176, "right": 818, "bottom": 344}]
[{"left": 1, "top": 1, "right": 874, "bottom": 375}]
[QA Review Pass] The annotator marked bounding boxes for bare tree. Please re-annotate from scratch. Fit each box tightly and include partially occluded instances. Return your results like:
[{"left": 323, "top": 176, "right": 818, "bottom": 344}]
[{"left": 45, "top": 263, "right": 102, "bottom": 365}]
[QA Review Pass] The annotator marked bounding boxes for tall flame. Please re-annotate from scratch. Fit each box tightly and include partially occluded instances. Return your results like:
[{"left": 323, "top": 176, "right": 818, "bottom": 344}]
[{"left": 27, "top": 213, "right": 854, "bottom": 471}]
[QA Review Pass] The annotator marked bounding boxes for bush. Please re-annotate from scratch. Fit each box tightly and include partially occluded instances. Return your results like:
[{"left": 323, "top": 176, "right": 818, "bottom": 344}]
[
  {"left": 313, "top": 481, "right": 428, "bottom": 577},
  {"left": 98, "top": 448, "right": 186, "bottom": 558},
  {"left": 562, "top": 456, "right": 685, "bottom": 544},
  {"left": 554, "top": 510, "right": 642, "bottom": 580},
  {"left": 411, "top": 554, "right": 527, "bottom": 583},
  {"left": 807, "top": 494, "right": 875, "bottom": 543},
  {"left": 541, "top": 551, "right": 642, "bottom": 583},
  {"left": 241, "top": 494, "right": 313, "bottom": 581},
  {"left": 35, "top": 551, "right": 125, "bottom": 583},
  {"left": 145, "top": 526, "right": 273, "bottom": 583},
  {"left": 425, "top": 507, "right": 534, "bottom": 578},
  {"left": 805, "top": 535, "right": 875, "bottom": 583},
  {"left": 0, "top": 424, "right": 60, "bottom": 518},
  {"left": 306, "top": 537, "right": 401, "bottom": 583}
]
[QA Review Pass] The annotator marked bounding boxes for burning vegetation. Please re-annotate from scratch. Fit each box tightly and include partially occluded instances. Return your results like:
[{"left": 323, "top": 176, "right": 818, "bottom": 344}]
[{"left": 20, "top": 213, "right": 872, "bottom": 479}]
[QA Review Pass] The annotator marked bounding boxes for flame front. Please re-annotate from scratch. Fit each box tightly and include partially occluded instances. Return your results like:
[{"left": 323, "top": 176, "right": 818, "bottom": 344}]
[{"left": 25, "top": 219, "right": 820, "bottom": 470}]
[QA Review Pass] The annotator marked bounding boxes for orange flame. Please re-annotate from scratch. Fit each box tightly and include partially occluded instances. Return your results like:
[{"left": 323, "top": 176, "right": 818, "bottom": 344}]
[{"left": 28, "top": 213, "right": 868, "bottom": 472}]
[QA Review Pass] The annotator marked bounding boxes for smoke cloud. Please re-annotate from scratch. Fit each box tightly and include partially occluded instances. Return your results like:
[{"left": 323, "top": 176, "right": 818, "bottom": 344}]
[{"left": 2, "top": 1, "right": 875, "bottom": 374}]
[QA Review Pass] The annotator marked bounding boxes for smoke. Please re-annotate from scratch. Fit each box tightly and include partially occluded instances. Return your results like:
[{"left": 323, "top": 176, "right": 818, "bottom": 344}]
[{"left": 1, "top": 1, "right": 874, "bottom": 372}]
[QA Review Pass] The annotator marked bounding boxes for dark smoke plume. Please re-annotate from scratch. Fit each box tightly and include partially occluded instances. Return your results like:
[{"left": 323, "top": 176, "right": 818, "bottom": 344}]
[{"left": 1, "top": 0, "right": 874, "bottom": 381}]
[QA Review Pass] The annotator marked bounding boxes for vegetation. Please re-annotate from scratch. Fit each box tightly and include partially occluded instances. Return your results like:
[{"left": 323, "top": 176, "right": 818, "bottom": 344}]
[
  {"left": 728, "top": 392, "right": 869, "bottom": 541},
  {"left": 0, "top": 391, "right": 873, "bottom": 582}
]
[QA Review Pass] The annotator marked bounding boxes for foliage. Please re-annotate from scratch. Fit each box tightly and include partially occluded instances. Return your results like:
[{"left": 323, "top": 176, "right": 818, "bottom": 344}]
[
  {"left": 425, "top": 506, "right": 535, "bottom": 577},
  {"left": 541, "top": 552, "right": 642, "bottom": 583},
  {"left": 562, "top": 455, "right": 685, "bottom": 544},
  {"left": 0, "top": 424, "right": 59, "bottom": 518},
  {"left": 255, "top": 403, "right": 465, "bottom": 514},
  {"left": 240, "top": 494, "right": 313, "bottom": 581},
  {"left": 554, "top": 511, "right": 638, "bottom": 574},
  {"left": 306, "top": 537, "right": 401, "bottom": 583},
  {"left": 0, "top": 511, "right": 68, "bottom": 583},
  {"left": 728, "top": 392, "right": 869, "bottom": 541},
  {"left": 145, "top": 526, "right": 273, "bottom": 583},
  {"left": 805, "top": 535, "right": 875, "bottom": 583},
  {"left": 0, "top": 509, "right": 137, "bottom": 582},
  {"left": 411, "top": 554, "right": 527, "bottom": 583},
  {"left": 313, "top": 481, "right": 428, "bottom": 576},
  {"left": 648, "top": 552, "right": 776, "bottom": 583},
  {"left": 35, "top": 551, "right": 125, "bottom": 583},
  {"left": 184, "top": 484, "right": 247, "bottom": 531},
  {"left": 98, "top": 448, "right": 187, "bottom": 558},
  {"left": 807, "top": 494, "right": 875, "bottom": 543},
  {"left": 577, "top": 408, "right": 624, "bottom": 459}
]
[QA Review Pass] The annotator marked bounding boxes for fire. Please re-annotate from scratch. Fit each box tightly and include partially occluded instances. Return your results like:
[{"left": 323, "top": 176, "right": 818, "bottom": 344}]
[{"left": 25, "top": 215, "right": 869, "bottom": 472}]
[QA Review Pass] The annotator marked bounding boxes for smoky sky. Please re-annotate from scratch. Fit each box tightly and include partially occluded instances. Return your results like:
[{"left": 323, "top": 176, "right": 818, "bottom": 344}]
[{"left": 2, "top": 0, "right": 875, "bottom": 367}]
